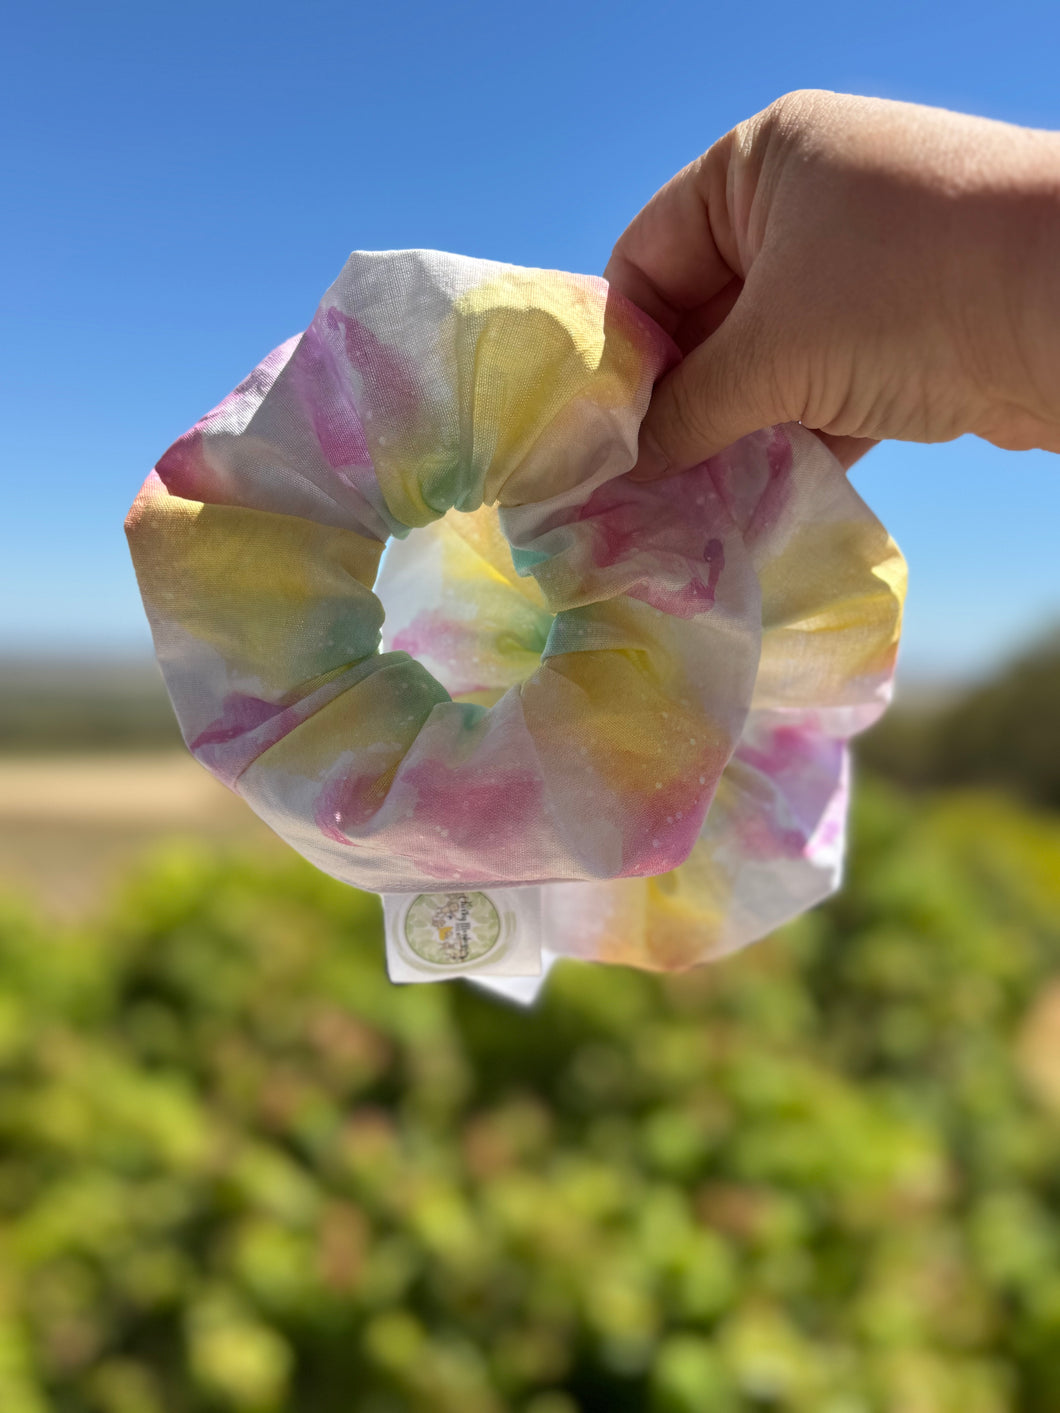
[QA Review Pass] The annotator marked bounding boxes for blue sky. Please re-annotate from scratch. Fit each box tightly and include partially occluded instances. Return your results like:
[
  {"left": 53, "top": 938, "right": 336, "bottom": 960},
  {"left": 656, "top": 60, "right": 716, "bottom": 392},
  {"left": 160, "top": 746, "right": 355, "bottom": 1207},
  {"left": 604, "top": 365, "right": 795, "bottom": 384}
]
[{"left": 3, "top": 0, "right": 1058, "bottom": 685}]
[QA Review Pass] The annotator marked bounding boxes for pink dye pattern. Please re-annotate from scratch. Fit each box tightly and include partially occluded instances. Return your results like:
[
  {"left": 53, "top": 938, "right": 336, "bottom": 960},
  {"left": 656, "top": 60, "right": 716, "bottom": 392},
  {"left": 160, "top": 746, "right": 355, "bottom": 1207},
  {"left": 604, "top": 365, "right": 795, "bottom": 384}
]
[
  {"left": 289, "top": 315, "right": 373, "bottom": 470},
  {"left": 734, "top": 725, "right": 844, "bottom": 858},
  {"left": 735, "top": 810, "right": 808, "bottom": 862},
  {"left": 192, "top": 694, "right": 285, "bottom": 747},
  {"left": 156, "top": 427, "right": 212, "bottom": 501},
  {"left": 191, "top": 694, "right": 307, "bottom": 789},
  {"left": 620, "top": 760, "right": 723, "bottom": 876},
  {"left": 315, "top": 755, "right": 546, "bottom": 878},
  {"left": 812, "top": 808, "right": 845, "bottom": 853},
  {"left": 156, "top": 341, "right": 300, "bottom": 501},
  {"left": 603, "top": 283, "right": 682, "bottom": 377},
  {"left": 575, "top": 466, "right": 727, "bottom": 618},
  {"left": 707, "top": 427, "right": 794, "bottom": 539},
  {"left": 400, "top": 757, "right": 544, "bottom": 877},
  {"left": 328, "top": 305, "right": 421, "bottom": 429},
  {"left": 748, "top": 427, "right": 796, "bottom": 539},
  {"left": 737, "top": 723, "right": 836, "bottom": 783},
  {"left": 391, "top": 609, "right": 504, "bottom": 695}
]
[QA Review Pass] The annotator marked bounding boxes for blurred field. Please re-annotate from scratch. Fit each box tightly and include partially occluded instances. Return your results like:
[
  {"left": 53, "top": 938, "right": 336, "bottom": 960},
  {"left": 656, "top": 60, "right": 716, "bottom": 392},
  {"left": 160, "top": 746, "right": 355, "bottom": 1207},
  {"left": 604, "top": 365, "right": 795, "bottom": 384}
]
[
  {"left": 0, "top": 752, "right": 282, "bottom": 916},
  {"left": 0, "top": 658, "right": 181, "bottom": 757},
  {"left": 0, "top": 656, "right": 281, "bottom": 914}
]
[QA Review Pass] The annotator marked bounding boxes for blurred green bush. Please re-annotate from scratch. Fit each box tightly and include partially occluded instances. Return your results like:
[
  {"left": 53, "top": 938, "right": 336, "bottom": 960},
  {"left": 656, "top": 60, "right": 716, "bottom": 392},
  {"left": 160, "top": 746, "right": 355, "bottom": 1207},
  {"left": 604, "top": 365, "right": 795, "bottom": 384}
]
[{"left": 1, "top": 779, "right": 1060, "bottom": 1413}]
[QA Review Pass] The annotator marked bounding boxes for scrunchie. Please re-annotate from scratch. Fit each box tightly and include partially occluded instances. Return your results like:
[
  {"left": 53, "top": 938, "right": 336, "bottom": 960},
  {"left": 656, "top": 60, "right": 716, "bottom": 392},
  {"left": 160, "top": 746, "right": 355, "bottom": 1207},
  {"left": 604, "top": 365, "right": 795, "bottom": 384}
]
[{"left": 126, "top": 250, "right": 905, "bottom": 972}]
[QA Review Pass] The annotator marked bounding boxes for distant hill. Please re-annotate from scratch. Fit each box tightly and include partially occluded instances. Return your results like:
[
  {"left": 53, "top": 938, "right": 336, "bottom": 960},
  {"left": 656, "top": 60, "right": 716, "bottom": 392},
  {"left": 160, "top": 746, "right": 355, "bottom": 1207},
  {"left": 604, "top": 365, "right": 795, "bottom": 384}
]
[
  {"left": 0, "top": 656, "right": 182, "bottom": 754},
  {"left": 858, "top": 628, "right": 1060, "bottom": 809}
]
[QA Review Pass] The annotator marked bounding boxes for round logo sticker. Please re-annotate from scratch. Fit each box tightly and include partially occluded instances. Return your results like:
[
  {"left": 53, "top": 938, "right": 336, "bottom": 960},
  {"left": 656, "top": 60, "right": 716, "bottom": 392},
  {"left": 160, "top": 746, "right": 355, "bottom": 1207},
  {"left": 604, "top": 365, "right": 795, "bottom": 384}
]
[{"left": 403, "top": 891, "right": 502, "bottom": 967}]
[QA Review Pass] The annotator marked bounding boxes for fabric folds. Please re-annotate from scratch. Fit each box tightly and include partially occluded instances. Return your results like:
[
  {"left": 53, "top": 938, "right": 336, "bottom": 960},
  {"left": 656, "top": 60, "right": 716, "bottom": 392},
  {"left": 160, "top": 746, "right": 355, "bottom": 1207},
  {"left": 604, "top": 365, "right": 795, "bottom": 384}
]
[{"left": 127, "top": 249, "right": 905, "bottom": 971}]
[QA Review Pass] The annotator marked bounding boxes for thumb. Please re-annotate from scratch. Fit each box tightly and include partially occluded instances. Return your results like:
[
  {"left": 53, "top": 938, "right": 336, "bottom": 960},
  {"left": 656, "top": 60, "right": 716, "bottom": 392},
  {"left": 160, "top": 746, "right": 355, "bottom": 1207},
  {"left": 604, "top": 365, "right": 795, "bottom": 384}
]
[{"left": 631, "top": 296, "right": 789, "bottom": 479}]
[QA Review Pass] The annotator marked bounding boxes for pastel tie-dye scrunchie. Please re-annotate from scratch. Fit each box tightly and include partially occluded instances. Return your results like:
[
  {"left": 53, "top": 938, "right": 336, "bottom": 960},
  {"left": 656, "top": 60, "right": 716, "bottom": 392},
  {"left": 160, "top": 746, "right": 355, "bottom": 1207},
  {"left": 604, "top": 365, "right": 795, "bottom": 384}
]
[{"left": 126, "top": 249, "right": 905, "bottom": 974}]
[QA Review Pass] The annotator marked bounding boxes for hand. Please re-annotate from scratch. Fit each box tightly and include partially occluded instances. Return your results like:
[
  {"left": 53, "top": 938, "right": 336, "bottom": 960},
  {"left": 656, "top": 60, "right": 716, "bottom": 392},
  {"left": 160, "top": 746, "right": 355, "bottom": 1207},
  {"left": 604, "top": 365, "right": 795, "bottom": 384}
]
[{"left": 604, "top": 90, "right": 1060, "bottom": 476}]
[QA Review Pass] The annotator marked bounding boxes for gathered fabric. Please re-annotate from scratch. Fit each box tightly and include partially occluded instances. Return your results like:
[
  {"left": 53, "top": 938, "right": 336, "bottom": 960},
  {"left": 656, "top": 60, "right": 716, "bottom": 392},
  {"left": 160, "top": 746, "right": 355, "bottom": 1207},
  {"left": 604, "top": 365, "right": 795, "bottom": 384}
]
[{"left": 126, "top": 249, "right": 905, "bottom": 971}]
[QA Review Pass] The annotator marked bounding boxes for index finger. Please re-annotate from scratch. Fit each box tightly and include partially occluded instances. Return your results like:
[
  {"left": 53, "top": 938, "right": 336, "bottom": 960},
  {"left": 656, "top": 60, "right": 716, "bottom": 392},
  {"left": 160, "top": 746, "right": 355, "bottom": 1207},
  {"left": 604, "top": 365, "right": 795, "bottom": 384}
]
[{"left": 603, "top": 130, "right": 745, "bottom": 335}]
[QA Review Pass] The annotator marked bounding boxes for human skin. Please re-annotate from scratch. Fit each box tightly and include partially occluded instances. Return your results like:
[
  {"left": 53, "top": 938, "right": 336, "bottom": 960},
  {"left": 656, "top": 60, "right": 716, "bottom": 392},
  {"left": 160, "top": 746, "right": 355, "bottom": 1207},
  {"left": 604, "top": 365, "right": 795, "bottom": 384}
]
[{"left": 604, "top": 90, "right": 1060, "bottom": 476}]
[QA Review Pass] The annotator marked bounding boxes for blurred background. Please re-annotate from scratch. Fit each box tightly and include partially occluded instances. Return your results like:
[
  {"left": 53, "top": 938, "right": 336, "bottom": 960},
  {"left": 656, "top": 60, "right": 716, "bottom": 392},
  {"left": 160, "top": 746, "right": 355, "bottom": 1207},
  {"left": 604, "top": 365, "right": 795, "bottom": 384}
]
[{"left": 3, "top": 1, "right": 1060, "bottom": 1409}]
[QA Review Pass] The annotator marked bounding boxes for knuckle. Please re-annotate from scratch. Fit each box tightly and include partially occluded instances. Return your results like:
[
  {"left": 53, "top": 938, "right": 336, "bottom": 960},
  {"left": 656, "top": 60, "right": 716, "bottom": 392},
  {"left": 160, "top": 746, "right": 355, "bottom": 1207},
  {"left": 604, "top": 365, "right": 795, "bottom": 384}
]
[
  {"left": 770, "top": 88, "right": 834, "bottom": 119},
  {"left": 763, "top": 89, "right": 843, "bottom": 158}
]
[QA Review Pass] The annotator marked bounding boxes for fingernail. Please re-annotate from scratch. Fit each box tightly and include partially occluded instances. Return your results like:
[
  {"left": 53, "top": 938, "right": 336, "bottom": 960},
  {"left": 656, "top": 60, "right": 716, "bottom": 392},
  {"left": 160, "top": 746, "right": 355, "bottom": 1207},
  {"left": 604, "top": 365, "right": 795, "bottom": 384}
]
[{"left": 628, "top": 430, "right": 670, "bottom": 482}]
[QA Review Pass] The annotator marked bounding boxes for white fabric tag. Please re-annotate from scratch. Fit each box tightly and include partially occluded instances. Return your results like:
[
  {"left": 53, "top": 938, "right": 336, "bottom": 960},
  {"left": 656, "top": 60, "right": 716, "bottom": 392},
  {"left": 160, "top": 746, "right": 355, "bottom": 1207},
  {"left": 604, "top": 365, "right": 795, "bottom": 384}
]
[{"left": 383, "top": 887, "right": 542, "bottom": 985}]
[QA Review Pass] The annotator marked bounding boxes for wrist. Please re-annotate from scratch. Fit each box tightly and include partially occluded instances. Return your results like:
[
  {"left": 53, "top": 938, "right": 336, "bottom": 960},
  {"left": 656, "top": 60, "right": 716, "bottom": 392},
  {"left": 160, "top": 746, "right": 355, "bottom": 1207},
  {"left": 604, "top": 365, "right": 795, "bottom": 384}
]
[{"left": 970, "top": 129, "right": 1060, "bottom": 450}]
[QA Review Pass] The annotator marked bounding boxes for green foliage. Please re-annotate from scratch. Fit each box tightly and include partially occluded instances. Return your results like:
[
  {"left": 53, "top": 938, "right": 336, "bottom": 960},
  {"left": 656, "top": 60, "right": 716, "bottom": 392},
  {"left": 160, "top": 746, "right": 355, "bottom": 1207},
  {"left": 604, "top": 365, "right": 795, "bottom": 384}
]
[{"left": 2, "top": 781, "right": 1060, "bottom": 1411}]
